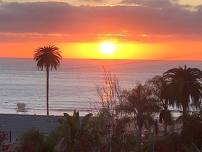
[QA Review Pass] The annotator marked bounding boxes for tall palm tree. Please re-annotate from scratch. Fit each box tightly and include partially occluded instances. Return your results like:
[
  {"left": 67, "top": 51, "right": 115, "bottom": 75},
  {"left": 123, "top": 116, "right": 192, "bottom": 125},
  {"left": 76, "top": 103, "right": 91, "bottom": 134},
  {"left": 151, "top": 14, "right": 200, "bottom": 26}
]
[
  {"left": 163, "top": 65, "right": 202, "bottom": 124},
  {"left": 34, "top": 45, "right": 62, "bottom": 116}
]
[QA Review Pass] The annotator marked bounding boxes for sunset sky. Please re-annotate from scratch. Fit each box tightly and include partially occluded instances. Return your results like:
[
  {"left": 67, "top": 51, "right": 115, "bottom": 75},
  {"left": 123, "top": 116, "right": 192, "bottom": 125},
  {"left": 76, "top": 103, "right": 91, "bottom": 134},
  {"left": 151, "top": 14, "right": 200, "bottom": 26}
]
[{"left": 1, "top": 0, "right": 202, "bottom": 60}]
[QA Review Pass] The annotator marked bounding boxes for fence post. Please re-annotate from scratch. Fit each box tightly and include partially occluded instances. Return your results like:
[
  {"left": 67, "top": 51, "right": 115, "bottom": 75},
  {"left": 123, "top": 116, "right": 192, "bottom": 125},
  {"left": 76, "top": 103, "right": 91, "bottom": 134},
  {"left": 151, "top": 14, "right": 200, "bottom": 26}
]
[{"left": 9, "top": 131, "right": 11, "bottom": 143}]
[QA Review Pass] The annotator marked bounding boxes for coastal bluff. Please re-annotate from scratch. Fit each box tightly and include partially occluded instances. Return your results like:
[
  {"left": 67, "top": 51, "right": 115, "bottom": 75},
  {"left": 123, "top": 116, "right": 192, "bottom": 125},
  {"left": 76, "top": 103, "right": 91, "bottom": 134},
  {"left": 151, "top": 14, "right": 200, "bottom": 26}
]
[{"left": 0, "top": 114, "right": 61, "bottom": 143}]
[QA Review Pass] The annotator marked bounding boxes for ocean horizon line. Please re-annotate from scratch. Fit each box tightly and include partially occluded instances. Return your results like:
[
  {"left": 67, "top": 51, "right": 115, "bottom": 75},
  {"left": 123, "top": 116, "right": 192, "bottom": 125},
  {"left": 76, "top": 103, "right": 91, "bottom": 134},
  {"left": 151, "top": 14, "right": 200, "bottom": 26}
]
[{"left": 0, "top": 57, "right": 201, "bottom": 62}]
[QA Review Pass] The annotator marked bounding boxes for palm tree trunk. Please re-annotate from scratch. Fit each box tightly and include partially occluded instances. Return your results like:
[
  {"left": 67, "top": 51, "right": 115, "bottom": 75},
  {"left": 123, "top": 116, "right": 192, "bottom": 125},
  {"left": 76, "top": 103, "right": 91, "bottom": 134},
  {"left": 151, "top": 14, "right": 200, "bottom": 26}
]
[
  {"left": 182, "top": 104, "right": 187, "bottom": 128},
  {"left": 164, "top": 123, "right": 167, "bottom": 135},
  {"left": 138, "top": 124, "right": 143, "bottom": 152},
  {"left": 46, "top": 67, "right": 49, "bottom": 116}
]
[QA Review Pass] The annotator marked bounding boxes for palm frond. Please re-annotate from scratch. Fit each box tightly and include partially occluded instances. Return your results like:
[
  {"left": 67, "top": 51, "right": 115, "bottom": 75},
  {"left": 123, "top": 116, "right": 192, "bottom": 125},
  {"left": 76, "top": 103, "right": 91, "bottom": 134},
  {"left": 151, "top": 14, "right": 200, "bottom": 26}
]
[{"left": 34, "top": 45, "right": 62, "bottom": 70}]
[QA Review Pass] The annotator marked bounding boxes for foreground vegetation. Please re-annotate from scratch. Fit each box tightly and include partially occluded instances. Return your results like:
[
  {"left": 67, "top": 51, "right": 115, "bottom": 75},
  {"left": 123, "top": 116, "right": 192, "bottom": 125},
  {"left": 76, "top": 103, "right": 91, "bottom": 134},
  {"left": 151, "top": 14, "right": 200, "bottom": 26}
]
[{"left": 1, "top": 65, "right": 202, "bottom": 152}]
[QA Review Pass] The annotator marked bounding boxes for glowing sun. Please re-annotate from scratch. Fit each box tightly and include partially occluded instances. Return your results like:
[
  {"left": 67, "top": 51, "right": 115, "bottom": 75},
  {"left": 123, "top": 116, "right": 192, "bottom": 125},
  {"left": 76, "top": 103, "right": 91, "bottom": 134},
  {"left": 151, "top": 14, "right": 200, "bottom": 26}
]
[{"left": 100, "top": 42, "right": 116, "bottom": 55}]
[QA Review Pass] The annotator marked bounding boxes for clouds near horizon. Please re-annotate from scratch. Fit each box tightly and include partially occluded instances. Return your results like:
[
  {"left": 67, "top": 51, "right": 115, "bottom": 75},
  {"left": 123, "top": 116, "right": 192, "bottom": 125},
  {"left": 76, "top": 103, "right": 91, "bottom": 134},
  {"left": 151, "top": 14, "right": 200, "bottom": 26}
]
[
  {"left": 0, "top": 0, "right": 202, "bottom": 43},
  {"left": 0, "top": 0, "right": 202, "bottom": 59}
]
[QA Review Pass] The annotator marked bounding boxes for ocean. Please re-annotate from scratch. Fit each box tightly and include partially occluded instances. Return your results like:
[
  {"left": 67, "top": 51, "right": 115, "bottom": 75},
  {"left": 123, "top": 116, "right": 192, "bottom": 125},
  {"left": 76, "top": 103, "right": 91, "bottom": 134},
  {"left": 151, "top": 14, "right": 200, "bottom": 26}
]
[{"left": 0, "top": 59, "right": 201, "bottom": 116}]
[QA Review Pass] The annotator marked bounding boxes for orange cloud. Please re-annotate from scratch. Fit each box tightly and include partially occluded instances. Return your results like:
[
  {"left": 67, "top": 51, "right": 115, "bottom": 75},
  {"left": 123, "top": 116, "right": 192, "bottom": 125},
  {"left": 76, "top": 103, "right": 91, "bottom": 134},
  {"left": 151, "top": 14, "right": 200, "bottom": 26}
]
[{"left": 0, "top": 1, "right": 202, "bottom": 60}]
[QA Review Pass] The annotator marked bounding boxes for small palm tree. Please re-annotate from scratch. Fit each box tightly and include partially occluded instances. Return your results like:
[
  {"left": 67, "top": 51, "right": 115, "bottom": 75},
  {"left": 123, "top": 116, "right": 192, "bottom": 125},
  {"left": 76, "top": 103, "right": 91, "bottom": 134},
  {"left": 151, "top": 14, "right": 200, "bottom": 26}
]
[
  {"left": 117, "top": 84, "right": 160, "bottom": 151},
  {"left": 159, "top": 109, "right": 172, "bottom": 134},
  {"left": 147, "top": 75, "right": 173, "bottom": 134},
  {"left": 34, "top": 45, "right": 62, "bottom": 115},
  {"left": 55, "top": 111, "right": 93, "bottom": 152}
]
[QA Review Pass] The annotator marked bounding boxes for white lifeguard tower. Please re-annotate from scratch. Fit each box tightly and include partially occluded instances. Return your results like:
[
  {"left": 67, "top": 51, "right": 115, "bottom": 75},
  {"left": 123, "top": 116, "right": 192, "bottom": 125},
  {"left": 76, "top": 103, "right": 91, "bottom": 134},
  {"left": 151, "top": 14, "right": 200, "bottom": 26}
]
[{"left": 16, "top": 103, "right": 26, "bottom": 112}]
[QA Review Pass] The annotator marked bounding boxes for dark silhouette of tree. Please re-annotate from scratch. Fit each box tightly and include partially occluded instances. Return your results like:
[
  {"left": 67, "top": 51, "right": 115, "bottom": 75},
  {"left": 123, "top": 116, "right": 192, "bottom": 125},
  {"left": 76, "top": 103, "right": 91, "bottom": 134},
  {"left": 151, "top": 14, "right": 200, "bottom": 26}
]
[
  {"left": 91, "top": 108, "right": 132, "bottom": 152},
  {"left": 97, "top": 70, "right": 121, "bottom": 113},
  {"left": 91, "top": 108, "right": 114, "bottom": 152},
  {"left": 163, "top": 65, "right": 202, "bottom": 125},
  {"left": 159, "top": 109, "right": 172, "bottom": 134},
  {"left": 17, "top": 129, "right": 45, "bottom": 152},
  {"left": 0, "top": 131, "right": 9, "bottom": 152},
  {"left": 147, "top": 75, "right": 173, "bottom": 134},
  {"left": 117, "top": 84, "right": 160, "bottom": 151},
  {"left": 55, "top": 111, "right": 93, "bottom": 152},
  {"left": 97, "top": 70, "right": 121, "bottom": 152},
  {"left": 15, "top": 129, "right": 59, "bottom": 152},
  {"left": 12, "top": 66, "right": 202, "bottom": 152},
  {"left": 180, "top": 112, "right": 202, "bottom": 149},
  {"left": 183, "top": 143, "right": 202, "bottom": 152},
  {"left": 154, "top": 133, "right": 181, "bottom": 152},
  {"left": 34, "top": 45, "right": 62, "bottom": 115}
]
